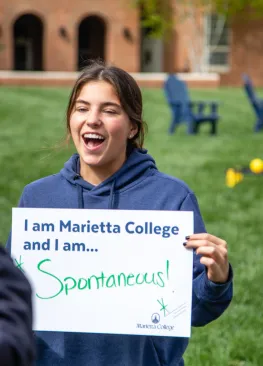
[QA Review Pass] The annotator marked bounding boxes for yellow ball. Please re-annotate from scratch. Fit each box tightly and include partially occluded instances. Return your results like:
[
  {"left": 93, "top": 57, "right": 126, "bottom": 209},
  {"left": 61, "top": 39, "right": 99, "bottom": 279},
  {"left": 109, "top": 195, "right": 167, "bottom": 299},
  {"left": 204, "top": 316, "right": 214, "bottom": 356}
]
[
  {"left": 226, "top": 168, "right": 244, "bottom": 188},
  {"left": 249, "top": 158, "right": 263, "bottom": 174}
]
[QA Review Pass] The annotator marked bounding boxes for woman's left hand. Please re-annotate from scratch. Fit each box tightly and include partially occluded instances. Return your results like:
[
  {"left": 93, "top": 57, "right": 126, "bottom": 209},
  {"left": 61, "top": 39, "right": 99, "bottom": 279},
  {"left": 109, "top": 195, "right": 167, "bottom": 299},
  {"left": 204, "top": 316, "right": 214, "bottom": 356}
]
[{"left": 184, "top": 233, "right": 229, "bottom": 283}]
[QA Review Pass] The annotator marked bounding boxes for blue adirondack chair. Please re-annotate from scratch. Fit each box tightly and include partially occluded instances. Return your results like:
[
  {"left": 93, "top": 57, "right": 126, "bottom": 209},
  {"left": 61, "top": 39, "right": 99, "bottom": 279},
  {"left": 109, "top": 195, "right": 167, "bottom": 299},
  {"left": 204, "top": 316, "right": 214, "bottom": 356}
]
[
  {"left": 164, "top": 74, "right": 219, "bottom": 135},
  {"left": 242, "top": 74, "right": 263, "bottom": 132}
]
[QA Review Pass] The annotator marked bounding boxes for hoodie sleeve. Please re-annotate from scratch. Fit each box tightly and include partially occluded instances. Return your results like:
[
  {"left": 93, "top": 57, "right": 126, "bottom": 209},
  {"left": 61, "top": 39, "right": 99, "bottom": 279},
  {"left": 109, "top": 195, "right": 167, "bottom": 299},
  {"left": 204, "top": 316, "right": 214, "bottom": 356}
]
[
  {"left": 0, "top": 246, "right": 35, "bottom": 366},
  {"left": 150, "top": 192, "right": 233, "bottom": 366},
  {"left": 180, "top": 192, "right": 233, "bottom": 326}
]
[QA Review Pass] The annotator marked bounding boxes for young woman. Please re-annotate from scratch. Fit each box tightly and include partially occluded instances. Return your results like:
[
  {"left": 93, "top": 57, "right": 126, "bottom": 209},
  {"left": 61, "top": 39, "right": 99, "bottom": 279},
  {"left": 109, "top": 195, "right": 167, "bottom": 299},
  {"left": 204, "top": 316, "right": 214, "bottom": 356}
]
[{"left": 7, "top": 61, "right": 233, "bottom": 366}]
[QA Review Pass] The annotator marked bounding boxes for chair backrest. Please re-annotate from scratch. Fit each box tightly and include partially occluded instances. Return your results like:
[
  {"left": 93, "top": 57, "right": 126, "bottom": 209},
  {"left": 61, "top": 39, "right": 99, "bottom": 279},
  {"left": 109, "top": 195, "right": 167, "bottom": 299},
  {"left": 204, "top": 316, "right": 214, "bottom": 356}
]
[
  {"left": 164, "top": 74, "right": 190, "bottom": 121},
  {"left": 242, "top": 73, "right": 262, "bottom": 118},
  {"left": 242, "top": 73, "right": 257, "bottom": 104},
  {"left": 164, "top": 74, "right": 190, "bottom": 104}
]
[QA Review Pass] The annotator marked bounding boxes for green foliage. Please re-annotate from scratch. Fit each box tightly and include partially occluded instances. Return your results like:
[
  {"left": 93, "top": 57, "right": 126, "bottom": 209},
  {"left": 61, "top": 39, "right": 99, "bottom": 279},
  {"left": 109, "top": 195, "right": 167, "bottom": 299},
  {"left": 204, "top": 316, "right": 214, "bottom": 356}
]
[
  {"left": 1, "top": 85, "right": 263, "bottom": 364},
  {"left": 132, "top": 0, "right": 173, "bottom": 37},
  {"left": 214, "top": 0, "right": 263, "bottom": 18},
  {"left": 132, "top": 0, "right": 263, "bottom": 37}
]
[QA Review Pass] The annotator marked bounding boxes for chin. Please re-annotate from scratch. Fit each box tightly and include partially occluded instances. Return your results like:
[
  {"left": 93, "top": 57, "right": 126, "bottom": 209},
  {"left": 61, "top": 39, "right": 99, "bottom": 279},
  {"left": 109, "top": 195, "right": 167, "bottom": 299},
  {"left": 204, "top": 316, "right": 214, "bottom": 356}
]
[{"left": 81, "top": 156, "right": 103, "bottom": 167}]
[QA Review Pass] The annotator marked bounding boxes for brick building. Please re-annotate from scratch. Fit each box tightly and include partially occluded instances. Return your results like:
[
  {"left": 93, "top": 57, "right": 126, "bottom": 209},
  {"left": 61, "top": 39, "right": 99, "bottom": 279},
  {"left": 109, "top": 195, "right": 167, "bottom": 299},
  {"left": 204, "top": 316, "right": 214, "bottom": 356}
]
[{"left": 0, "top": 0, "right": 263, "bottom": 86}]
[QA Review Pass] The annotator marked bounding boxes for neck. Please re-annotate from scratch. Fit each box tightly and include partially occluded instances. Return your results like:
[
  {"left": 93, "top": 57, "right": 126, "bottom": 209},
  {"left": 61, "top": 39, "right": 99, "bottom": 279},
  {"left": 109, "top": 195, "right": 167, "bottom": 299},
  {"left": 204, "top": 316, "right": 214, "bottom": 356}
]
[{"left": 79, "top": 159, "right": 126, "bottom": 186}]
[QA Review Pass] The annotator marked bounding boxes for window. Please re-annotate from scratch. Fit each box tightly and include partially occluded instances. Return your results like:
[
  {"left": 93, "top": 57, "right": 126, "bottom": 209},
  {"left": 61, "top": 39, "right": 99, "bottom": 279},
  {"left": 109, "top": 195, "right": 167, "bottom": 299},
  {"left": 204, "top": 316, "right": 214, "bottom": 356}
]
[{"left": 205, "top": 14, "right": 230, "bottom": 72}]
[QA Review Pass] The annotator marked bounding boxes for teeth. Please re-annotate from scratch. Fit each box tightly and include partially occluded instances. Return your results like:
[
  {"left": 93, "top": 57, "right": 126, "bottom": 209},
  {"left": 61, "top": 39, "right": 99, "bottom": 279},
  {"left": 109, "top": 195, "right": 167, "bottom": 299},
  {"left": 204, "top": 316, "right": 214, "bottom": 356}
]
[{"left": 83, "top": 133, "right": 104, "bottom": 140}]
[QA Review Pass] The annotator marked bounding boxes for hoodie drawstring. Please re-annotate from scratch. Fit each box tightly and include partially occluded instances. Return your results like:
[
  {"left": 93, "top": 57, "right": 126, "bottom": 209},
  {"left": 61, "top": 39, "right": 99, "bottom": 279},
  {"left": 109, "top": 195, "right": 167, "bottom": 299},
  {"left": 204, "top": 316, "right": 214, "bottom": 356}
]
[
  {"left": 77, "top": 185, "right": 84, "bottom": 208},
  {"left": 76, "top": 178, "right": 116, "bottom": 209},
  {"left": 74, "top": 173, "right": 84, "bottom": 209},
  {"left": 108, "top": 179, "right": 116, "bottom": 209}
]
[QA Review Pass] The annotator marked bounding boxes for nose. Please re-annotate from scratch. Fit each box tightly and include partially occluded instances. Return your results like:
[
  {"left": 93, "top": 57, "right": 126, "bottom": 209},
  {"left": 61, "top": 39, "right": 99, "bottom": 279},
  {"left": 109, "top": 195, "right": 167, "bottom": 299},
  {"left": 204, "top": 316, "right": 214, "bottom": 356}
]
[{"left": 85, "top": 109, "right": 102, "bottom": 127}]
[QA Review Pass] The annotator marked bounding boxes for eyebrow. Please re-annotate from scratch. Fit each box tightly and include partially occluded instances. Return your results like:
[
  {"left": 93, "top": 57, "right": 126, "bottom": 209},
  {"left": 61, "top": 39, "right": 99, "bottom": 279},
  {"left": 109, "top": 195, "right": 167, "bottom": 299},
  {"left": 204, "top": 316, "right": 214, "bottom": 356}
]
[{"left": 75, "top": 99, "right": 122, "bottom": 109}]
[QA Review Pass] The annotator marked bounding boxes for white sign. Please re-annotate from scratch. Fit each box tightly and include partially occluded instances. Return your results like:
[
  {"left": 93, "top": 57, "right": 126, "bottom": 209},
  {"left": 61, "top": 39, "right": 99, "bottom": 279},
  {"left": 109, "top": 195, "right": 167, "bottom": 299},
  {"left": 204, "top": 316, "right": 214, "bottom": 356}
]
[{"left": 11, "top": 208, "right": 193, "bottom": 338}]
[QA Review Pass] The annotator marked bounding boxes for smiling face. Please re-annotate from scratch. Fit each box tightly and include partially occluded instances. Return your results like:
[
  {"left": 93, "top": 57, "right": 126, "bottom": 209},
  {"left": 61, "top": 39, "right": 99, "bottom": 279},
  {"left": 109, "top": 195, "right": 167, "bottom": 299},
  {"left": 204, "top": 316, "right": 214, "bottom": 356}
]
[{"left": 69, "top": 80, "right": 138, "bottom": 184}]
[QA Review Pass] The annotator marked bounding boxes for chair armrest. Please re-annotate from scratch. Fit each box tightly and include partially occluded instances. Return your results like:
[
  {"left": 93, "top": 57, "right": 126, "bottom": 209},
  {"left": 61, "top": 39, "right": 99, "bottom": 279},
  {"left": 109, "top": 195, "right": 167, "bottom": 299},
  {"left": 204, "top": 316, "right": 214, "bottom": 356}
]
[
  {"left": 189, "top": 101, "right": 219, "bottom": 107},
  {"left": 188, "top": 101, "right": 219, "bottom": 117}
]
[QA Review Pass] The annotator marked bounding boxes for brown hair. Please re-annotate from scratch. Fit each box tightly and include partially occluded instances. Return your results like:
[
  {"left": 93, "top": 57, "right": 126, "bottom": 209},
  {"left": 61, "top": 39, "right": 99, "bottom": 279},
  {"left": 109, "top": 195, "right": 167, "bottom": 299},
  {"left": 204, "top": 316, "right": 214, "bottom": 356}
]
[{"left": 66, "top": 60, "right": 147, "bottom": 150}]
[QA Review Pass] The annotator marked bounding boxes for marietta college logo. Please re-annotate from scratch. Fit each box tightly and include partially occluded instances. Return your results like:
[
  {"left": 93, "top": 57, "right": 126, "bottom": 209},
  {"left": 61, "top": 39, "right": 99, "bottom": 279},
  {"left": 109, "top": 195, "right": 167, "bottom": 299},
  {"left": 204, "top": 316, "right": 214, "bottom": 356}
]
[
  {"left": 151, "top": 313, "right": 160, "bottom": 324},
  {"left": 137, "top": 312, "right": 174, "bottom": 332}
]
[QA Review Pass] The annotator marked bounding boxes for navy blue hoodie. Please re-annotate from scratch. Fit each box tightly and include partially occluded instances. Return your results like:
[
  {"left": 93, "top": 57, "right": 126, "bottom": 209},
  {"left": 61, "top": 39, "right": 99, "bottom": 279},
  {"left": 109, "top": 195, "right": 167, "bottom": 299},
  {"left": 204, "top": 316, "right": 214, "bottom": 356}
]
[{"left": 7, "top": 149, "right": 233, "bottom": 366}]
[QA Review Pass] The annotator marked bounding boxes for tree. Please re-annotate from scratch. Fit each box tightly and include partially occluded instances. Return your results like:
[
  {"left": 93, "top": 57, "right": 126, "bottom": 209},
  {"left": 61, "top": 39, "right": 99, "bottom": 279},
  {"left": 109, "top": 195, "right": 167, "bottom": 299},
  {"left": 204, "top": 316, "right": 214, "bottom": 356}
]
[
  {"left": 132, "top": 0, "right": 263, "bottom": 72},
  {"left": 133, "top": 0, "right": 263, "bottom": 37},
  {"left": 133, "top": 0, "right": 173, "bottom": 38}
]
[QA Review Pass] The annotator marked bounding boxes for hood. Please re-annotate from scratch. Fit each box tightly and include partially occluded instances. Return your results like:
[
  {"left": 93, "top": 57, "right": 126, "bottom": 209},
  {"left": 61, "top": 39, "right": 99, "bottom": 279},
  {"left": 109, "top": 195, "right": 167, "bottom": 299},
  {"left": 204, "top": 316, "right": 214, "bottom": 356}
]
[{"left": 59, "top": 148, "right": 157, "bottom": 208}]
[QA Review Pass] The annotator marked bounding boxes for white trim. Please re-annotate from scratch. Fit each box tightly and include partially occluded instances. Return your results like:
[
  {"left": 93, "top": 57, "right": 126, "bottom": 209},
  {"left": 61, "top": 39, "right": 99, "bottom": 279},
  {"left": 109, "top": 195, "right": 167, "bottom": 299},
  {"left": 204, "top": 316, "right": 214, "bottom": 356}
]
[
  {"left": 0, "top": 71, "right": 220, "bottom": 82},
  {"left": 130, "top": 73, "right": 219, "bottom": 81},
  {"left": 0, "top": 71, "right": 79, "bottom": 79},
  {"left": 206, "top": 66, "right": 230, "bottom": 73},
  {"left": 204, "top": 13, "right": 230, "bottom": 69}
]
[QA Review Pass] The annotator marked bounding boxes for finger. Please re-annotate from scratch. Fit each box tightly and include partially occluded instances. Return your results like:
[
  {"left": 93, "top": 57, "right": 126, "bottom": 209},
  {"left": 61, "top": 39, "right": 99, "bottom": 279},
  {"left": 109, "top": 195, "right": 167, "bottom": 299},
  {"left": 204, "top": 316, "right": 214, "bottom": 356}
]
[
  {"left": 185, "top": 233, "right": 227, "bottom": 248},
  {"left": 196, "top": 246, "right": 228, "bottom": 263},
  {"left": 199, "top": 256, "right": 220, "bottom": 277},
  {"left": 200, "top": 256, "right": 229, "bottom": 283},
  {"left": 199, "top": 256, "right": 218, "bottom": 268},
  {"left": 184, "top": 239, "right": 217, "bottom": 249}
]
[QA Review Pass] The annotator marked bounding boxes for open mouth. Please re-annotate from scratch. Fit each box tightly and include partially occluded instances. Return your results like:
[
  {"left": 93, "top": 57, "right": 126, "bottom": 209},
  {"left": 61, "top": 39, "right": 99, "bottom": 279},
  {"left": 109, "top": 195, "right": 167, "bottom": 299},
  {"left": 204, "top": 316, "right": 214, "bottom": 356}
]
[{"left": 82, "top": 133, "right": 105, "bottom": 149}]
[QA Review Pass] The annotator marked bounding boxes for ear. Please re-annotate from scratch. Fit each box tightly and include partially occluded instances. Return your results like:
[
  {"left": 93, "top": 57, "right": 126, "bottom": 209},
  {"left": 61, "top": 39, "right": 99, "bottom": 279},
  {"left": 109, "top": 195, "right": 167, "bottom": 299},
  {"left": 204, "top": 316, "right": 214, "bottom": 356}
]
[{"left": 128, "top": 123, "right": 138, "bottom": 139}]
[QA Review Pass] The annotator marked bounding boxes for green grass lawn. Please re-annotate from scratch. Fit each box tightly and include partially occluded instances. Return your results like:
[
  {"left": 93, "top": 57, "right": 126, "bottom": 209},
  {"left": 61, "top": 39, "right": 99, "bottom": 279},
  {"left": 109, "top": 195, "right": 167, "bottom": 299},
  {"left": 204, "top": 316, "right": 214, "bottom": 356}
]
[{"left": 0, "top": 85, "right": 263, "bottom": 365}]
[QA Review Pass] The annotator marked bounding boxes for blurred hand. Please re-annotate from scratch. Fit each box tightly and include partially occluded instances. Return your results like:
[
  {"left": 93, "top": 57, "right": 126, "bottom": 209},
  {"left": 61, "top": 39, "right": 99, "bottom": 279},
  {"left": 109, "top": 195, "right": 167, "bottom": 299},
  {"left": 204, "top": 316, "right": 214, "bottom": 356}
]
[{"left": 184, "top": 233, "right": 229, "bottom": 283}]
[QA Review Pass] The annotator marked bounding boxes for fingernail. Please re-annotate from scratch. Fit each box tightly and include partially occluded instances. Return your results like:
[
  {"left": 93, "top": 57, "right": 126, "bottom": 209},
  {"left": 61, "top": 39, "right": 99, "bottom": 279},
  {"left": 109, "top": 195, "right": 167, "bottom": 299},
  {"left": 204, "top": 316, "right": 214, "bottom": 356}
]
[
  {"left": 183, "top": 242, "right": 187, "bottom": 246},
  {"left": 185, "top": 236, "right": 190, "bottom": 240}
]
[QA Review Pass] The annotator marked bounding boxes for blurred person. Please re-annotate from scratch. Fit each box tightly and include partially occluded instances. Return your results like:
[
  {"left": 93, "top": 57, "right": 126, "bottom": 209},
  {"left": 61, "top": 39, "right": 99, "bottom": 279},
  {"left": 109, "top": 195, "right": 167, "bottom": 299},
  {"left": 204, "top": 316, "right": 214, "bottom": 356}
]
[
  {"left": 0, "top": 245, "right": 34, "bottom": 366},
  {"left": 6, "top": 61, "right": 233, "bottom": 366}
]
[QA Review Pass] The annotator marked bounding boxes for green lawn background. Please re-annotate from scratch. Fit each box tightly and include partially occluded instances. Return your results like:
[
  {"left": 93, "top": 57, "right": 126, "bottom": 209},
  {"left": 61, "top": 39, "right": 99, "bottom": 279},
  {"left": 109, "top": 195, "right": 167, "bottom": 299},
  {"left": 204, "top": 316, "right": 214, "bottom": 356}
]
[{"left": 0, "top": 85, "right": 262, "bottom": 365}]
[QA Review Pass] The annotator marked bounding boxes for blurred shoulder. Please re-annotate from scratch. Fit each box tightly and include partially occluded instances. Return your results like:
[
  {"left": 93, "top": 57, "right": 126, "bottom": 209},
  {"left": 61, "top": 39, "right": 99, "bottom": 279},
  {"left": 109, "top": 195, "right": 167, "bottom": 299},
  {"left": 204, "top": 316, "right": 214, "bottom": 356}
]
[
  {"left": 153, "top": 170, "right": 194, "bottom": 195},
  {"left": 23, "top": 173, "right": 62, "bottom": 192}
]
